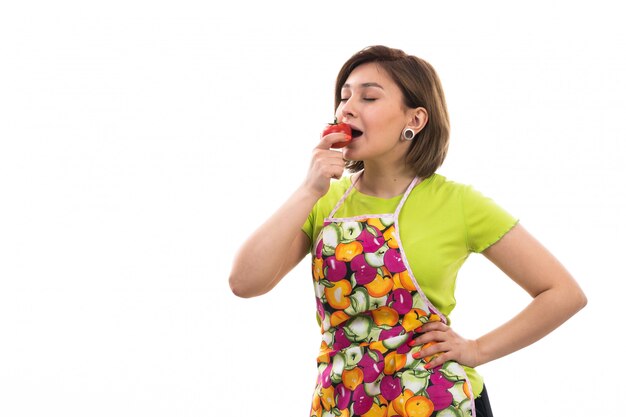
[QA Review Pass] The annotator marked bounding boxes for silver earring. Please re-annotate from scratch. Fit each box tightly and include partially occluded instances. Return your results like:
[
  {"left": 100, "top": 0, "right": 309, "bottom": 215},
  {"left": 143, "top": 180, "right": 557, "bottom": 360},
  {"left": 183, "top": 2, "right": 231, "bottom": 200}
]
[{"left": 402, "top": 128, "right": 416, "bottom": 141}]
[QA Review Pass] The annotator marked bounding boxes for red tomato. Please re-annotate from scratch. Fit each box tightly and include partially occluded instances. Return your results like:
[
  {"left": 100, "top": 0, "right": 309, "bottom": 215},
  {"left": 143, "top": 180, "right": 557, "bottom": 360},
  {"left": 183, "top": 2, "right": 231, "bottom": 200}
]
[{"left": 323, "top": 121, "right": 352, "bottom": 148}]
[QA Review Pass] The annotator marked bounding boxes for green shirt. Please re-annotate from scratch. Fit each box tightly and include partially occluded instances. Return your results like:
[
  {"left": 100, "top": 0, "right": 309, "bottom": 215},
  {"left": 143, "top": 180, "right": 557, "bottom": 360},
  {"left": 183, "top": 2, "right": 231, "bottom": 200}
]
[{"left": 302, "top": 173, "right": 519, "bottom": 396}]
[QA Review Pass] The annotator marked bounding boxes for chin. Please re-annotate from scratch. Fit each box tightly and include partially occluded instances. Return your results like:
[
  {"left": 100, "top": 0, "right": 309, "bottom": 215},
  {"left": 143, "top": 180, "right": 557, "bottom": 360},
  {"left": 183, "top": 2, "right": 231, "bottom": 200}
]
[{"left": 342, "top": 148, "right": 360, "bottom": 161}]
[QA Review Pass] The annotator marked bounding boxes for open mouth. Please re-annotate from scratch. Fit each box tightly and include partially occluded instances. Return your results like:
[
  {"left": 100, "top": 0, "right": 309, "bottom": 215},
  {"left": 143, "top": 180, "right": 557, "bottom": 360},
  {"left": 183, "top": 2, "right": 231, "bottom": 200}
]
[{"left": 351, "top": 129, "right": 363, "bottom": 138}]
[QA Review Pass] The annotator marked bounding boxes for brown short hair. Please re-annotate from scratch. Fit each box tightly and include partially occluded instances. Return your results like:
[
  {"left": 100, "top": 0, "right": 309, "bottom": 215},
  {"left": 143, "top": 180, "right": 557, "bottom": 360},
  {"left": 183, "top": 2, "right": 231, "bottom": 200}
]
[{"left": 335, "top": 45, "right": 450, "bottom": 178}]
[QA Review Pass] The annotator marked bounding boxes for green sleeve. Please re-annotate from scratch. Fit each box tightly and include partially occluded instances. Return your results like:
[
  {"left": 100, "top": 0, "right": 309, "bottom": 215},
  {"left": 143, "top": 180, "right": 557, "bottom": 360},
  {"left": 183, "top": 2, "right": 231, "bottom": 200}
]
[
  {"left": 302, "top": 189, "right": 328, "bottom": 253},
  {"left": 462, "top": 185, "right": 519, "bottom": 253},
  {"left": 302, "top": 210, "right": 315, "bottom": 243},
  {"left": 301, "top": 177, "right": 352, "bottom": 252}
]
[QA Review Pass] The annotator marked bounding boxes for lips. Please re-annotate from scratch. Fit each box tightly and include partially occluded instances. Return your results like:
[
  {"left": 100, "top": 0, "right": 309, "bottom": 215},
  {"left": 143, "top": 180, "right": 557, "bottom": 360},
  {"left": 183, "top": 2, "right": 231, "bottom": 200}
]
[{"left": 349, "top": 126, "right": 363, "bottom": 138}]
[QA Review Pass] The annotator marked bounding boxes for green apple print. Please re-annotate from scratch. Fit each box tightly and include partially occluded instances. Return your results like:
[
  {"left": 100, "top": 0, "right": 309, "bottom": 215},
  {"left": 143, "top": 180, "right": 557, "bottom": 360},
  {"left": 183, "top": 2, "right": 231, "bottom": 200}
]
[
  {"left": 340, "top": 221, "right": 362, "bottom": 242},
  {"left": 344, "top": 287, "right": 370, "bottom": 316},
  {"left": 330, "top": 352, "right": 346, "bottom": 384},
  {"left": 343, "top": 346, "right": 364, "bottom": 369},
  {"left": 379, "top": 216, "right": 395, "bottom": 227},
  {"left": 343, "top": 316, "right": 374, "bottom": 342},
  {"left": 437, "top": 407, "right": 463, "bottom": 417},
  {"left": 364, "top": 243, "right": 389, "bottom": 268},
  {"left": 401, "top": 368, "right": 430, "bottom": 394},
  {"left": 322, "top": 224, "right": 341, "bottom": 256}
]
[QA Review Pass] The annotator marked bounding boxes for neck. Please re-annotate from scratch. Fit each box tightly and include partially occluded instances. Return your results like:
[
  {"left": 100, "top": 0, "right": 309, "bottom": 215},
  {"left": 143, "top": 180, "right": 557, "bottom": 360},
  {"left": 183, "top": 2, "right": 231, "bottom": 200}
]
[{"left": 356, "top": 163, "right": 417, "bottom": 199}]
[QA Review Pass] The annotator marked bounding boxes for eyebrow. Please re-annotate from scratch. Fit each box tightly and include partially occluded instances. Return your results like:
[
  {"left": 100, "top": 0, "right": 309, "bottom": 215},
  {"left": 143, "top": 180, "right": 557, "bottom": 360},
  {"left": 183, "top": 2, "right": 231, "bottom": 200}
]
[{"left": 341, "top": 82, "right": 384, "bottom": 90}]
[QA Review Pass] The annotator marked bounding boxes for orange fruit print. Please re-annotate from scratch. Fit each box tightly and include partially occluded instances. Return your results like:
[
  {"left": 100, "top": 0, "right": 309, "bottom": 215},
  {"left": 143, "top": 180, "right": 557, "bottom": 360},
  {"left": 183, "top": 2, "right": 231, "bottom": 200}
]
[
  {"left": 405, "top": 395, "right": 435, "bottom": 417},
  {"left": 365, "top": 273, "right": 394, "bottom": 297},
  {"left": 341, "top": 367, "right": 364, "bottom": 390}
]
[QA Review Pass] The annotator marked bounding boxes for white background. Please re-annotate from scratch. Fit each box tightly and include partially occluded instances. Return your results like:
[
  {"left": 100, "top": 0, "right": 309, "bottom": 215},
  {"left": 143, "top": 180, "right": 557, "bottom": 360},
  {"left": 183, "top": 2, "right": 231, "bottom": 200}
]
[{"left": 1, "top": 1, "right": 624, "bottom": 416}]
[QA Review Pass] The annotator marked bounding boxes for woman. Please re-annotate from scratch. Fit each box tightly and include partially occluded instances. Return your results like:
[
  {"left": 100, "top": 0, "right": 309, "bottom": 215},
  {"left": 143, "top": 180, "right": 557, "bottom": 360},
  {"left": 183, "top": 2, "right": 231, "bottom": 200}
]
[{"left": 229, "top": 45, "right": 586, "bottom": 417}]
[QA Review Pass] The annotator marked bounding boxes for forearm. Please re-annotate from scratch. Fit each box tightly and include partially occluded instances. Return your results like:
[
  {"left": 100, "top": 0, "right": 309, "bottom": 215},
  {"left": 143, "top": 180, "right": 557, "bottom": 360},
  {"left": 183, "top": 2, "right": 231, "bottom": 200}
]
[
  {"left": 474, "top": 283, "right": 587, "bottom": 366},
  {"left": 229, "top": 183, "right": 319, "bottom": 297}
]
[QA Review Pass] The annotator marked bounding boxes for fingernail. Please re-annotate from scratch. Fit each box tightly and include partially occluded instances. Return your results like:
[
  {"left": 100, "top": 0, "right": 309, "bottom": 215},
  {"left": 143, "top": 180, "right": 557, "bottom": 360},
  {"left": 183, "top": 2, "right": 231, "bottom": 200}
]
[
  {"left": 424, "top": 363, "right": 431, "bottom": 369},
  {"left": 408, "top": 339, "right": 417, "bottom": 347},
  {"left": 412, "top": 351, "right": 421, "bottom": 359},
  {"left": 416, "top": 327, "right": 423, "bottom": 332}
]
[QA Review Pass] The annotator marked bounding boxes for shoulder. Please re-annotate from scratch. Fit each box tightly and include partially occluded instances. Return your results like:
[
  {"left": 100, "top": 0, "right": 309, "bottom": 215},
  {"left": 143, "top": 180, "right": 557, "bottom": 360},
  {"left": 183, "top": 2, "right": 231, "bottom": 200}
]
[
  {"left": 404, "top": 173, "right": 494, "bottom": 222},
  {"left": 414, "top": 173, "right": 470, "bottom": 203},
  {"left": 422, "top": 173, "right": 508, "bottom": 213}
]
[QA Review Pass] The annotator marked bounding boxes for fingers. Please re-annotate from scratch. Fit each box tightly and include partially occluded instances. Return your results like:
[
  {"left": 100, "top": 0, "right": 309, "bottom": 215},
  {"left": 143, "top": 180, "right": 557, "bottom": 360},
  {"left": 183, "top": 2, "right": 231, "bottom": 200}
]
[
  {"left": 415, "top": 343, "right": 452, "bottom": 369},
  {"left": 408, "top": 322, "right": 477, "bottom": 368},
  {"left": 410, "top": 322, "right": 449, "bottom": 346},
  {"left": 317, "top": 131, "right": 351, "bottom": 150},
  {"left": 303, "top": 133, "right": 347, "bottom": 195},
  {"left": 418, "top": 321, "right": 448, "bottom": 333},
  {"left": 311, "top": 131, "right": 347, "bottom": 177},
  {"left": 309, "top": 151, "right": 345, "bottom": 180}
]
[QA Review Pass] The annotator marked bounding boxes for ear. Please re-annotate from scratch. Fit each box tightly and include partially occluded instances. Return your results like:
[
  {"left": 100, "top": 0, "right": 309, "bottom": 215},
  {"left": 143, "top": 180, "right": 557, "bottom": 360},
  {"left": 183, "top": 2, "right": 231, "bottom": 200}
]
[{"left": 407, "top": 107, "right": 428, "bottom": 134}]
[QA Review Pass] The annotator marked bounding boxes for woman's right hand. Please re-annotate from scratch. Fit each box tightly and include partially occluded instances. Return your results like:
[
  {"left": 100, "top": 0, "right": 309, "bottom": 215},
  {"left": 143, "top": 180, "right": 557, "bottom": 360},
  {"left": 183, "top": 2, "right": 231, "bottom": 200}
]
[
  {"left": 303, "top": 130, "right": 350, "bottom": 197},
  {"left": 229, "top": 129, "right": 349, "bottom": 298}
]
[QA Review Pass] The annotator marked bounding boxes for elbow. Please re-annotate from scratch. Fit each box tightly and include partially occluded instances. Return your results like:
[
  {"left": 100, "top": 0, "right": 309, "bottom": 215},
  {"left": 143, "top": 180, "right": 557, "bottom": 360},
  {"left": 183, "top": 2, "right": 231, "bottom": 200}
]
[
  {"left": 574, "top": 287, "right": 588, "bottom": 312},
  {"left": 229, "top": 272, "right": 270, "bottom": 298},
  {"left": 541, "top": 279, "right": 588, "bottom": 318},
  {"left": 229, "top": 274, "right": 255, "bottom": 298},
  {"left": 564, "top": 282, "right": 588, "bottom": 316}
]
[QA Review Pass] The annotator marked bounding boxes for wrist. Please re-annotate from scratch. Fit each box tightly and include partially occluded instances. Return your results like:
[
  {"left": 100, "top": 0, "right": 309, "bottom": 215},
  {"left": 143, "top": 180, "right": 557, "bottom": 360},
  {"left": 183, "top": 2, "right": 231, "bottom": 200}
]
[
  {"left": 299, "top": 180, "right": 329, "bottom": 200},
  {"left": 472, "top": 338, "right": 488, "bottom": 367}
]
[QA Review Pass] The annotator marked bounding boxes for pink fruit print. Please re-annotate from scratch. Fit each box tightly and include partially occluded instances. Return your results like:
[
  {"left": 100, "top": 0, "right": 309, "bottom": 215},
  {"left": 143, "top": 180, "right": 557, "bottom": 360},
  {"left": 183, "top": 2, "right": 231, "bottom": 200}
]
[
  {"left": 359, "top": 350, "right": 384, "bottom": 383},
  {"left": 380, "top": 374, "right": 402, "bottom": 401},
  {"left": 379, "top": 324, "right": 404, "bottom": 340},
  {"left": 320, "top": 364, "right": 332, "bottom": 388},
  {"left": 357, "top": 227, "right": 385, "bottom": 252},
  {"left": 426, "top": 383, "right": 453, "bottom": 411},
  {"left": 324, "top": 256, "right": 348, "bottom": 282},
  {"left": 383, "top": 248, "right": 405, "bottom": 273},
  {"left": 430, "top": 366, "right": 454, "bottom": 389},
  {"left": 387, "top": 288, "right": 413, "bottom": 315},
  {"left": 351, "top": 254, "right": 377, "bottom": 285},
  {"left": 316, "top": 299, "right": 325, "bottom": 322},
  {"left": 315, "top": 238, "right": 324, "bottom": 258},
  {"left": 335, "top": 383, "right": 352, "bottom": 410},
  {"left": 396, "top": 342, "right": 411, "bottom": 355},
  {"left": 352, "top": 384, "right": 374, "bottom": 415},
  {"left": 333, "top": 328, "right": 351, "bottom": 350}
]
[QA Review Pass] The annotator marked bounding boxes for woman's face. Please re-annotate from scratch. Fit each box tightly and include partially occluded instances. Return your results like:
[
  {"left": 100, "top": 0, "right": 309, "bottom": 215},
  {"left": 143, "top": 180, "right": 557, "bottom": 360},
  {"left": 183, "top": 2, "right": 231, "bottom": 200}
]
[{"left": 335, "top": 62, "right": 413, "bottom": 164}]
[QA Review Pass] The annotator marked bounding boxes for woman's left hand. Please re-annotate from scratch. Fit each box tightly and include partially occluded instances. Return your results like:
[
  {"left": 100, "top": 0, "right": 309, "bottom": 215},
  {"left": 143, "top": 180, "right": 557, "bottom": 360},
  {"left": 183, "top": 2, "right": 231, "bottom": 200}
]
[
  {"left": 411, "top": 322, "right": 481, "bottom": 369},
  {"left": 411, "top": 223, "right": 587, "bottom": 371}
]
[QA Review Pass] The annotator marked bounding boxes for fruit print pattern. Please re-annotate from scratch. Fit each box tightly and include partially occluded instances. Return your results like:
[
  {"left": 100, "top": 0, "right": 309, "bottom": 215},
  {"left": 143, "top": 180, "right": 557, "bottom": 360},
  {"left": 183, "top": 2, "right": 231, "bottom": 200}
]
[{"left": 310, "top": 175, "right": 475, "bottom": 417}]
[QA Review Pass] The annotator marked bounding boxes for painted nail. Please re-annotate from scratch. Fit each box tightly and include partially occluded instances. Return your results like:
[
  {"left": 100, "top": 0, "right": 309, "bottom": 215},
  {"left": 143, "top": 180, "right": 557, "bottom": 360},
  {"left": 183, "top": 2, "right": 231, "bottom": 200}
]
[
  {"left": 412, "top": 351, "right": 421, "bottom": 359},
  {"left": 424, "top": 363, "right": 431, "bottom": 370}
]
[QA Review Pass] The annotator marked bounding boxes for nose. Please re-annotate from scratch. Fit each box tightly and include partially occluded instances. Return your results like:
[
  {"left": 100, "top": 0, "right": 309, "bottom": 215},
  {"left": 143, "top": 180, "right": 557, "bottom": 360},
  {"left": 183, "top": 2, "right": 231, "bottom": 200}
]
[{"left": 337, "top": 97, "right": 356, "bottom": 121}]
